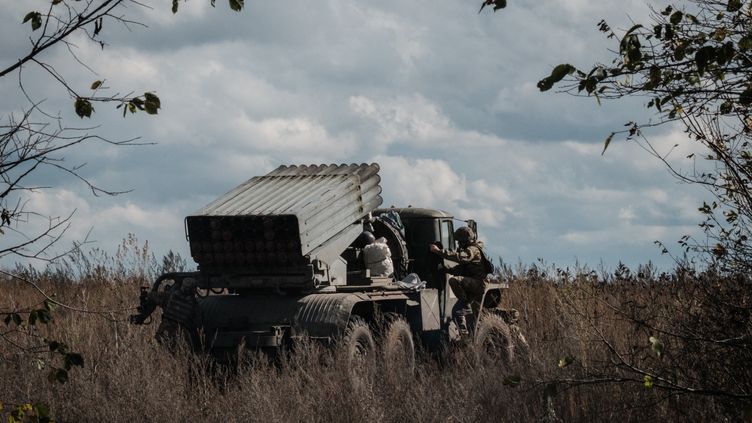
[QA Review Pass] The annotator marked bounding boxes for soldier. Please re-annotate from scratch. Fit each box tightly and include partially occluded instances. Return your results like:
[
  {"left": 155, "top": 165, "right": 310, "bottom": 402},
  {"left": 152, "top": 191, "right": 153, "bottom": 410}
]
[{"left": 429, "top": 226, "right": 492, "bottom": 335}]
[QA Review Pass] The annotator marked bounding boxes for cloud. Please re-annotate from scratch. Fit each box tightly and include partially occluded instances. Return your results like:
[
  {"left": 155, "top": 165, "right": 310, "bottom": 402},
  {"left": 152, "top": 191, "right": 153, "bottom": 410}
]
[
  {"left": 0, "top": 0, "right": 711, "bottom": 270},
  {"left": 350, "top": 95, "right": 452, "bottom": 146},
  {"left": 376, "top": 155, "right": 467, "bottom": 206},
  {"left": 228, "top": 115, "right": 357, "bottom": 157},
  {"left": 350, "top": 94, "right": 502, "bottom": 149},
  {"left": 6, "top": 189, "right": 189, "bottom": 264},
  {"left": 374, "top": 155, "right": 513, "bottom": 229}
]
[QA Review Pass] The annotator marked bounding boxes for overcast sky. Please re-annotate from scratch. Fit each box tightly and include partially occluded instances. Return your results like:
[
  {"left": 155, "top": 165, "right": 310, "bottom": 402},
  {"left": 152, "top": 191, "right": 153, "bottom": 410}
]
[{"left": 1, "top": 0, "right": 707, "bottom": 272}]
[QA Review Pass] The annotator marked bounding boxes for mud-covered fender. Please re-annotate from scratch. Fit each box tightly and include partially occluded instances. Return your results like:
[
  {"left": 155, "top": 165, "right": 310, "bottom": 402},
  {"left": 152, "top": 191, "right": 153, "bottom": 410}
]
[
  {"left": 293, "top": 293, "right": 368, "bottom": 338},
  {"left": 195, "top": 292, "right": 370, "bottom": 341}
]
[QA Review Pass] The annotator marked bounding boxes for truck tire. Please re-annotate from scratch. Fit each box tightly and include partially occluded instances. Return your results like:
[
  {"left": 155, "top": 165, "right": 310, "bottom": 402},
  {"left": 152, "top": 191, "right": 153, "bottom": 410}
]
[
  {"left": 382, "top": 318, "right": 415, "bottom": 376},
  {"left": 342, "top": 317, "right": 376, "bottom": 385},
  {"left": 474, "top": 314, "right": 515, "bottom": 369},
  {"left": 156, "top": 286, "right": 198, "bottom": 350}
]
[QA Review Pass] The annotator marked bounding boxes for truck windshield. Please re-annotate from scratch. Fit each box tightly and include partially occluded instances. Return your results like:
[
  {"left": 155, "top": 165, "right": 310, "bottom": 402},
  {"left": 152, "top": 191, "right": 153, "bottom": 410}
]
[{"left": 440, "top": 220, "right": 454, "bottom": 251}]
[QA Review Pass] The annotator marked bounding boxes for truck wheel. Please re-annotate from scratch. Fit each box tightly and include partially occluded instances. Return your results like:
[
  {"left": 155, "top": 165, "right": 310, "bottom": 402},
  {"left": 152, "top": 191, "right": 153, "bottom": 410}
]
[
  {"left": 474, "top": 314, "right": 515, "bottom": 368},
  {"left": 382, "top": 318, "right": 415, "bottom": 376},
  {"left": 342, "top": 317, "right": 375, "bottom": 385}
]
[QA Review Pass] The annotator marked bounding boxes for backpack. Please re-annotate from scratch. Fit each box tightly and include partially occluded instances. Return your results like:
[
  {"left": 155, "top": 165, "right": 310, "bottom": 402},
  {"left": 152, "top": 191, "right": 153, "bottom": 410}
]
[{"left": 476, "top": 243, "right": 495, "bottom": 275}]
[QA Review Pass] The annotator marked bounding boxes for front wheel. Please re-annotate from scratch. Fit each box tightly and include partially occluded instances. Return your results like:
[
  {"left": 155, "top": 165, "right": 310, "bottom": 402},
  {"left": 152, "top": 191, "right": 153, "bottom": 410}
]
[{"left": 474, "top": 314, "right": 515, "bottom": 369}]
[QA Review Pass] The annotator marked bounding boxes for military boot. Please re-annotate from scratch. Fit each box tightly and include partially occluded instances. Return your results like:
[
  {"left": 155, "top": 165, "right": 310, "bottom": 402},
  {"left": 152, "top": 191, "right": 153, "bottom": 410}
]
[
  {"left": 455, "top": 306, "right": 472, "bottom": 337},
  {"left": 456, "top": 314, "right": 469, "bottom": 336}
]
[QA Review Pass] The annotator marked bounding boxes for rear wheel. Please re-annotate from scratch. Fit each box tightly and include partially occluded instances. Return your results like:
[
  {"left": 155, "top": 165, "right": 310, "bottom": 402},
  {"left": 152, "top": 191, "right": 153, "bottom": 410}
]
[{"left": 382, "top": 318, "right": 415, "bottom": 376}]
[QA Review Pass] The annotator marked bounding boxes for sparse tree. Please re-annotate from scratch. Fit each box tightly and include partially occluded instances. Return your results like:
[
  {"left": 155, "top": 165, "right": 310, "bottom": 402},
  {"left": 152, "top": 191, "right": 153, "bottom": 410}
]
[
  {"left": 1, "top": 0, "right": 244, "bottom": 262},
  {"left": 0, "top": 0, "right": 164, "bottom": 261},
  {"left": 518, "top": 0, "right": 752, "bottom": 414},
  {"left": 0, "top": 0, "right": 241, "bottom": 387},
  {"left": 536, "top": 0, "right": 752, "bottom": 273}
]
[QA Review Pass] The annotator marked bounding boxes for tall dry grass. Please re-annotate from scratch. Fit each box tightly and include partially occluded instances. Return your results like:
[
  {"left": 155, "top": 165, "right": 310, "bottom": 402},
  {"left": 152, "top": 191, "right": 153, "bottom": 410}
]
[{"left": 1, "top": 242, "right": 750, "bottom": 422}]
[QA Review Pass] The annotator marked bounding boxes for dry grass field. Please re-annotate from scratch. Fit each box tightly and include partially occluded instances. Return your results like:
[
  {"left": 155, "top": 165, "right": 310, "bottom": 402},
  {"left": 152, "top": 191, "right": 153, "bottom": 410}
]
[{"left": 1, "top": 242, "right": 750, "bottom": 422}]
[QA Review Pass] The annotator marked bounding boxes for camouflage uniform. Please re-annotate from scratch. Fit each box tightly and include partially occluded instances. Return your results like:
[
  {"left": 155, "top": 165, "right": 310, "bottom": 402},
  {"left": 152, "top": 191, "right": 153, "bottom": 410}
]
[
  {"left": 435, "top": 243, "right": 488, "bottom": 315},
  {"left": 432, "top": 227, "right": 491, "bottom": 334}
]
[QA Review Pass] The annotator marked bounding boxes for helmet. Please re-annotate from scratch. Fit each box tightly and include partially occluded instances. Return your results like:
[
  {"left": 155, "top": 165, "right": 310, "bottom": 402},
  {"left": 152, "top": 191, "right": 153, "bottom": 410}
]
[
  {"left": 454, "top": 226, "right": 476, "bottom": 245},
  {"left": 353, "top": 230, "right": 376, "bottom": 248}
]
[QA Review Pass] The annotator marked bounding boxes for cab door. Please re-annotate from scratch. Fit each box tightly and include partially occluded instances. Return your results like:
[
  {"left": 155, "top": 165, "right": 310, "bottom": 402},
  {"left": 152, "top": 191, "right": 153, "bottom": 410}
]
[{"left": 438, "top": 219, "right": 456, "bottom": 324}]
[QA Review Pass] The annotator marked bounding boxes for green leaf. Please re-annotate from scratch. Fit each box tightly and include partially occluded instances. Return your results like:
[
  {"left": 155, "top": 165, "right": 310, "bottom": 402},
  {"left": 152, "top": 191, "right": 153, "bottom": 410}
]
[
  {"left": 48, "top": 368, "right": 68, "bottom": 384},
  {"left": 43, "top": 299, "right": 56, "bottom": 312},
  {"left": 623, "top": 24, "right": 643, "bottom": 37},
  {"left": 716, "top": 41, "right": 735, "bottom": 65},
  {"left": 720, "top": 101, "right": 733, "bottom": 114},
  {"left": 23, "top": 12, "right": 42, "bottom": 31},
  {"left": 33, "top": 358, "right": 45, "bottom": 370},
  {"left": 695, "top": 46, "right": 715, "bottom": 75},
  {"left": 669, "top": 11, "right": 683, "bottom": 25},
  {"left": 558, "top": 356, "right": 574, "bottom": 368},
  {"left": 90, "top": 80, "right": 102, "bottom": 90},
  {"left": 64, "top": 352, "right": 84, "bottom": 369},
  {"left": 664, "top": 23, "right": 674, "bottom": 40},
  {"left": 649, "top": 335, "right": 664, "bottom": 358},
  {"left": 602, "top": 132, "right": 615, "bottom": 155},
  {"left": 626, "top": 42, "right": 643, "bottom": 64},
  {"left": 584, "top": 77, "right": 597, "bottom": 94},
  {"left": 740, "top": 35, "right": 752, "bottom": 51},
  {"left": 34, "top": 403, "right": 50, "bottom": 418},
  {"left": 550, "top": 64, "right": 575, "bottom": 81},
  {"left": 645, "top": 66, "right": 661, "bottom": 90},
  {"left": 229, "top": 0, "right": 243, "bottom": 12},
  {"left": 739, "top": 87, "right": 752, "bottom": 106},
  {"left": 537, "top": 64, "right": 575, "bottom": 92},
  {"left": 37, "top": 309, "right": 51, "bottom": 324},
  {"left": 74, "top": 97, "right": 94, "bottom": 118},
  {"left": 727, "top": 0, "right": 743, "bottom": 12},
  {"left": 143, "top": 92, "right": 161, "bottom": 115},
  {"left": 712, "top": 28, "right": 728, "bottom": 42},
  {"left": 502, "top": 374, "right": 521, "bottom": 386},
  {"left": 643, "top": 375, "right": 654, "bottom": 388},
  {"left": 479, "top": 0, "right": 507, "bottom": 12}
]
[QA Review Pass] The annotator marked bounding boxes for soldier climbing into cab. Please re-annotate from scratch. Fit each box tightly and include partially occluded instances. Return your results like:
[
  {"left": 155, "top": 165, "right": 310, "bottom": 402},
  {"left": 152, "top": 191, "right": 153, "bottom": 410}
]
[{"left": 429, "top": 226, "right": 493, "bottom": 335}]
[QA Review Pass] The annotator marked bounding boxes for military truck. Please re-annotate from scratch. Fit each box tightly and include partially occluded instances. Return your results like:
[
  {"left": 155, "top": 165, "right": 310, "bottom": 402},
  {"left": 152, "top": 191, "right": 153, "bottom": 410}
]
[{"left": 130, "top": 163, "right": 525, "bottom": 368}]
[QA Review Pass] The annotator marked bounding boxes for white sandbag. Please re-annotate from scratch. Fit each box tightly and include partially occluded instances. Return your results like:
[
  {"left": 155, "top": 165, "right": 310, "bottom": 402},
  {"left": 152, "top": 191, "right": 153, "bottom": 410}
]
[{"left": 363, "top": 237, "right": 393, "bottom": 277}]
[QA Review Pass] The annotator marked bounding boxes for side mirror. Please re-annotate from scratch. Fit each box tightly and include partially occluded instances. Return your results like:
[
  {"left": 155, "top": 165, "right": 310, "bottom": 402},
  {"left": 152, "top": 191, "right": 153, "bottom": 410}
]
[{"left": 466, "top": 219, "right": 477, "bottom": 235}]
